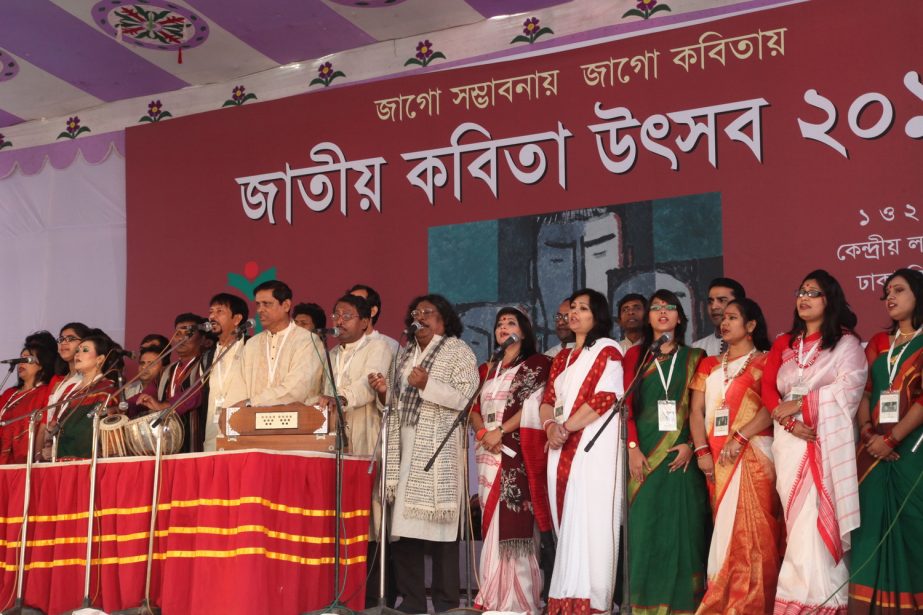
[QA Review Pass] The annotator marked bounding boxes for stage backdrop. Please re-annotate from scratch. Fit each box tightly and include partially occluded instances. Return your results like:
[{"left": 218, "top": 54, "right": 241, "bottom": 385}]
[{"left": 126, "top": 0, "right": 923, "bottom": 357}]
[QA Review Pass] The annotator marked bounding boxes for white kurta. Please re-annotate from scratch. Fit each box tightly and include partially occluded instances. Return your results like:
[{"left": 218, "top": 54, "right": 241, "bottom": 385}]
[{"left": 203, "top": 338, "right": 244, "bottom": 452}]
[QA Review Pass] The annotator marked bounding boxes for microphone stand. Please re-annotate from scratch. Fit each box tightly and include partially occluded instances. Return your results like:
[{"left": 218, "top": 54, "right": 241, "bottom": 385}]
[
  {"left": 0, "top": 407, "right": 48, "bottom": 615},
  {"left": 0, "top": 364, "right": 15, "bottom": 398},
  {"left": 113, "top": 327, "right": 248, "bottom": 615},
  {"left": 60, "top": 396, "right": 112, "bottom": 615},
  {"left": 362, "top": 344, "right": 404, "bottom": 615},
  {"left": 303, "top": 332, "right": 357, "bottom": 615},
  {"left": 582, "top": 344, "right": 658, "bottom": 615}
]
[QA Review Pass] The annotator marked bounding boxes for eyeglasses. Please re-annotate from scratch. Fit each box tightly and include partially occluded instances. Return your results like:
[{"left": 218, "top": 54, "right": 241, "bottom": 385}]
[
  {"left": 795, "top": 289, "right": 824, "bottom": 298},
  {"left": 553, "top": 314, "right": 569, "bottom": 323},
  {"left": 331, "top": 312, "right": 358, "bottom": 322},
  {"left": 649, "top": 304, "right": 678, "bottom": 312},
  {"left": 57, "top": 335, "right": 81, "bottom": 344},
  {"left": 410, "top": 308, "right": 437, "bottom": 319}
]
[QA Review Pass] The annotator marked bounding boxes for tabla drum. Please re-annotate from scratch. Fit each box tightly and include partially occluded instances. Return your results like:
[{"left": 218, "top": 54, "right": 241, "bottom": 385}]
[
  {"left": 125, "top": 412, "right": 185, "bottom": 456},
  {"left": 99, "top": 414, "right": 130, "bottom": 457}
]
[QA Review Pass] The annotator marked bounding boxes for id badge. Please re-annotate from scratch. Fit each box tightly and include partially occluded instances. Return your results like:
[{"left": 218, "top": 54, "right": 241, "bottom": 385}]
[
  {"left": 554, "top": 401, "right": 565, "bottom": 424},
  {"left": 658, "top": 400, "right": 677, "bottom": 432},
  {"left": 485, "top": 412, "right": 499, "bottom": 431},
  {"left": 879, "top": 391, "right": 900, "bottom": 424},
  {"left": 788, "top": 384, "right": 809, "bottom": 402},
  {"left": 714, "top": 404, "right": 730, "bottom": 437}
]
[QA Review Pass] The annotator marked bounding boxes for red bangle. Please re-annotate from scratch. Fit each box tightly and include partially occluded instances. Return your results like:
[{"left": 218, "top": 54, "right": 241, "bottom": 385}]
[
  {"left": 783, "top": 417, "right": 797, "bottom": 433},
  {"left": 732, "top": 431, "right": 749, "bottom": 446},
  {"left": 475, "top": 428, "right": 487, "bottom": 441},
  {"left": 883, "top": 432, "right": 900, "bottom": 449},
  {"left": 694, "top": 446, "right": 711, "bottom": 458}
]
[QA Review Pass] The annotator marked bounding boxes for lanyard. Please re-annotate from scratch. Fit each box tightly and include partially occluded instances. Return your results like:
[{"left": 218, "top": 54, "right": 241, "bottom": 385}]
[
  {"left": 720, "top": 349, "right": 755, "bottom": 400},
  {"left": 797, "top": 335, "right": 820, "bottom": 382},
  {"left": 334, "top": 336, "right": 370, "bottom": 388},
  {"left": 265, "top": 323, "right": 294, "bottom": 385},
  {"left": 170, "top": 358, "right": 196, "bottom": 398},
  {"left": 886, "top": 327, "right": 922, "bottom": 388},
  {"left": 213, "top": 340, "right": 240, "bottom": 393},
  {"left": 654, "top": 351, "right": 678, "bottom": 399}
]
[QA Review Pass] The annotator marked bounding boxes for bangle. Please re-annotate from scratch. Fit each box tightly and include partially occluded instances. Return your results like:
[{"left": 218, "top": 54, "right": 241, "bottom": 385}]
[
  {"left": 498, "top": 424, "right": 505, "bottom": 434},
  {"left": 783, "top": 416, "right": 797, "bottom": 433},
  {"left": 542, "top": 418, "right": 556, "bottom": 431},
  {"left": 694, "top": 445, "right": 711, "bottom": 458},
  {"left": 883, "top": 432, "right": 900, "bottom": 448},
  {"left": 732, "top": 431, "right": 750, "bottom": 446},
  {"left": 475, "top": 428, "right": 487, "bottom": 441}
]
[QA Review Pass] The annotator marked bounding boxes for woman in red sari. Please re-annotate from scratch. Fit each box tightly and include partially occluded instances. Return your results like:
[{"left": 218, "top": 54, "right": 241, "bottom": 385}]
[
  {"left": 689, "top": 298, "right": 782, "bottom": 614},
  {"left": 0, "top": 332, "right": 57, "bottom": 463}
]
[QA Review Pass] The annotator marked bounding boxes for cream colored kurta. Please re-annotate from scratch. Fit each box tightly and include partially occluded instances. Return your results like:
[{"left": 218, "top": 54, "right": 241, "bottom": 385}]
[
  {"left": 224, "top": 321, "right": 324, "bottom": 409},
  {"left": 325, "top": 335, "right": 395, "bottom": 455},
  {"left": 203, "top": 337, "right": 244, "bottom": 452}
]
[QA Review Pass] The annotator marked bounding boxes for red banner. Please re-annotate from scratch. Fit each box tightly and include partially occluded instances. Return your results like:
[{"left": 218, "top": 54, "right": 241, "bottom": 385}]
[
  {"left": 126, "top": 0, "right": 922, "bottom": 346},
  {"left": 0, "top": 451, "right": 371, "bottom": 614}
]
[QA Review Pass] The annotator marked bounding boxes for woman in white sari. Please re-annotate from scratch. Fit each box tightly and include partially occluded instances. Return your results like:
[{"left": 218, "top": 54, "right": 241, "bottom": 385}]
[
  {"left": 538, "top": 288, "right": 624, "bottom": 615},
  {"left": 761, "top": 270, "right": 867, "bottom": 615}
]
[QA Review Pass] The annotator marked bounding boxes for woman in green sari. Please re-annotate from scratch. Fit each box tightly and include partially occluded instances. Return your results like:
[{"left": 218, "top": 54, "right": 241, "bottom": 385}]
[
  {"left": 849, "top": 268, "right": 923, "bottom": 614},
  {"left": 623, "top": 289, "right": 710, "bottom": 615}
]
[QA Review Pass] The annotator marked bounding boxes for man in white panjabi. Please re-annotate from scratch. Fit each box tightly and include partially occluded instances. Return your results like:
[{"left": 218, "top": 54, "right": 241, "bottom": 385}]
[
  {"left": 202, "top": 292, "right": 249, "bottom": 452},
  {"left": 225, "top": 280, "right": 324, "bottom": 411},
  {"left": 348, "top": 283, "right": 400, "bottom": 354}
]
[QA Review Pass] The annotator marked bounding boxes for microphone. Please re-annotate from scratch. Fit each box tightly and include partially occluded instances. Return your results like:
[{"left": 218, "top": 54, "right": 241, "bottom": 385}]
[
  {"left": 651, "top": 332, "right": 673, "bottom": 356},
  {"left": 491, "top": 333, "right": 521, "bottom": 359},
  {"left": 237, "top": 318, "right": 255, "bottom": 333},
  {"left": 404, "top": 321, "right": 423, "bottom": 338},
  {"left": 197, "top": 321, "right": 216, "bottom": 333},
  {"left": 116, "top": 349, "right": 137, "bottom": 360},
  {"left": 0, "top": 357, "right": 36, "bottom": 365},
  {"left": 316, "top": 327, "right": 341, "bottom": 337}
]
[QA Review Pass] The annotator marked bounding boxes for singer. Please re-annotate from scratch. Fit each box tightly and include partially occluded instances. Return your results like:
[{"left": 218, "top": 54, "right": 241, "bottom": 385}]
[
  {"left": 371, "top": 294, "right": 477, "bottom": 614},
  {"left": 469, "top": 307, "right": 551, "bottom": 615},
  {"left": 0, "top": 332, "right": 56, "bottom": 463},
  {"left": 538, "top": 288, "right": 624, "bottom": 615},
  {"left": 53, "top": 329, "right": 121, "bottom": 459},
  {"left": 225, "top": 280, "right": 325, "bottom": 410},
  {"left": 688, "top": 298, "right": 781, "bottom": 614},
  {"left": 203, "top": 293, "right": 250, "bottom": 452},
  {"left": 849, "top": 268, "right": 923, "bottom": 614},
  {"left": 761, "top": 270, "right": 866, "bottom": 615},
  {"left": 622, "top": 289, "right": 709, "bottom": 615}
]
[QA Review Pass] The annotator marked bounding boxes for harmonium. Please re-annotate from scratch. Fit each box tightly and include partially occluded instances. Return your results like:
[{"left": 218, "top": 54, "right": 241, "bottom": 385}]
[{"left": 215, "top": 402, "right": 342, "bottom": 453}]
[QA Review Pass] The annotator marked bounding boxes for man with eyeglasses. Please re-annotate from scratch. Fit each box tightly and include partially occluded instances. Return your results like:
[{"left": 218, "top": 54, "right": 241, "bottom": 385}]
[
  {"left": 692, "top": 277, "right": 747, "bottom": 356},
  {"left": 544, "top": 298, "right": 576, "bottom": 358},
  {"left": 347, "top": 283, "right": 400, "bottom": 354},
  {"left": 225, "top": 279, "right": 324, "bottom": 412},
  {"left": 318, "top": 294, "right": 395, "bottom": 606},
  {"left": 129, "top": 313, "right": 208, "bottom": 452}
]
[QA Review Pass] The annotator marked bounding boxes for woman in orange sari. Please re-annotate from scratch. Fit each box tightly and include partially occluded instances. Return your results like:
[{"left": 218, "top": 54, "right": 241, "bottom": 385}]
[{"left": 689, "top": 298, "right": 782, "bottom": 615}]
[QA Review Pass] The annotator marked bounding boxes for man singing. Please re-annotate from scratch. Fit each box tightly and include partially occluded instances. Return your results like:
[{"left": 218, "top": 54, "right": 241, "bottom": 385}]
[
  {"left": 202, "top": 293, "right": 249, "bottom": 452},
  {"left": 225, "top": 280, "right": 324, "bottom": 410}
]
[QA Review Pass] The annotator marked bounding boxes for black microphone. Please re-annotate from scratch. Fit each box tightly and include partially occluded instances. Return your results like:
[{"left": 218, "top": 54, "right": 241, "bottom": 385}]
[
  {"left": 237, "top": 318, "right": 256, "bottom": 333},
  {"left": 0, "top": 357, "right": 36, "bottom": 365},
  {"left": 491, "top": 333, "right": 521, "bottom": 359},
  {"left": 404, "top": 321, "right": 423, "bottom": 338},
  {"left": 316, "top": 327, "right": 341, "bottom": 337},
  {"left": 116, "top": 349, "right": 137, "bottom": 360},
  {"left": 651, "top": 332, "right": 673, "bottom": 356}
]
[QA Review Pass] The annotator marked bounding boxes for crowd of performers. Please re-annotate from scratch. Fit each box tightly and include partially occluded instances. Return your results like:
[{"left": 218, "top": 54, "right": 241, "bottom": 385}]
[{"left": 1, "top": 268, "right": 922, "bottom": 615}]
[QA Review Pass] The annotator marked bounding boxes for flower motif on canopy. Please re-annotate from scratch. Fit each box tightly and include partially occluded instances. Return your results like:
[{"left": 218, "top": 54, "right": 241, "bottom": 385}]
[
  {"left": 511, "top": 17, "right": 554, "bottom": 45},
  {"left": 310, "top": 62, "right": 346, "bottom": 88},
  {"left": 92, "top": 1, "right": 210, "bottom": 54},
  {"left": 405, "top": 40, "right": 446, "bottom": 68},
  {"left": 623, "top": 0, "right": 672, "bottom": 20},
  {"left": 0, "top": 134, "right": 11, "bottom": 150},
  {"left": 223, "top": 85, "right": 257, "bottom": 107},
  {"left": 0, "top": 49, "right": 19, "bottom": 83},
  {"left": 57, "top": 116, "right": 92, "bottom": 140},
  {"left": 139, "top": 99, "right": 172, "bottom": 123}
]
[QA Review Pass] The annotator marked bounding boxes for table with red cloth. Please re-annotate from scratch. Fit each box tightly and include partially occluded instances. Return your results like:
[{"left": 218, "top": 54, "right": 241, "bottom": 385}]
[{"left": 0, "top": 449, "right": 372, "bottom": 614}]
